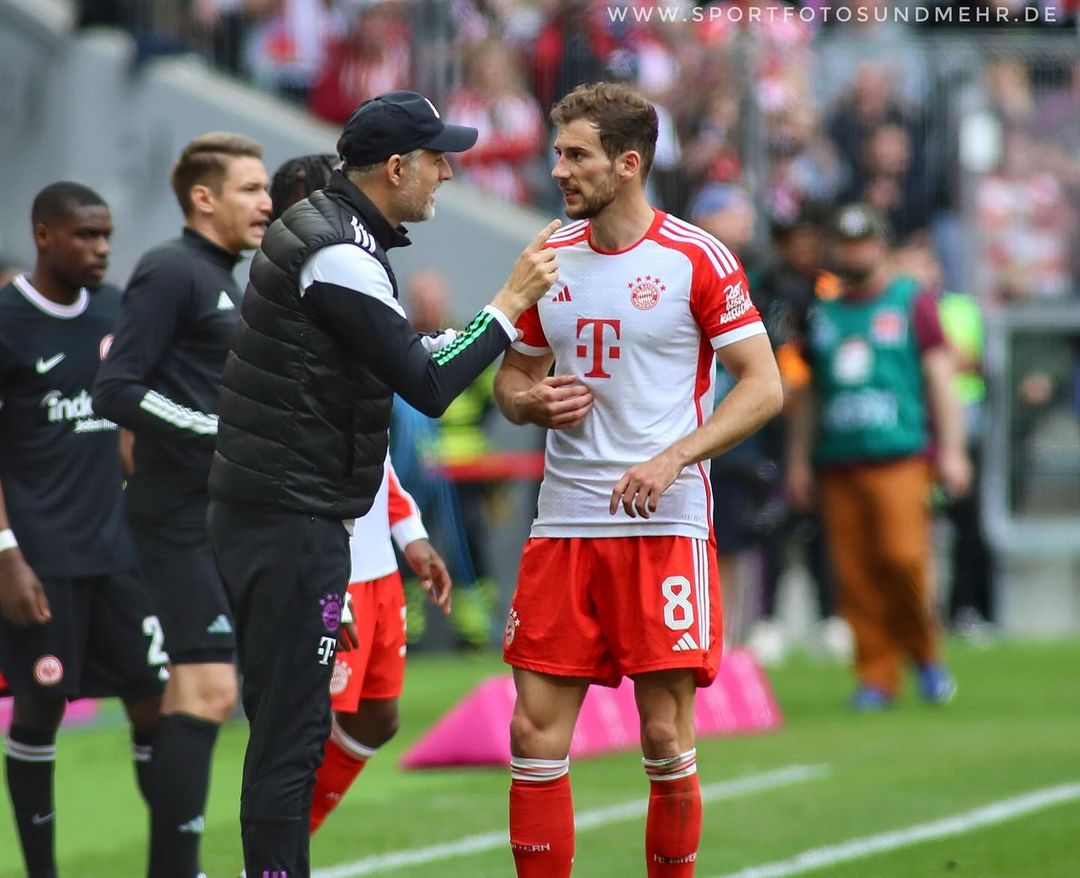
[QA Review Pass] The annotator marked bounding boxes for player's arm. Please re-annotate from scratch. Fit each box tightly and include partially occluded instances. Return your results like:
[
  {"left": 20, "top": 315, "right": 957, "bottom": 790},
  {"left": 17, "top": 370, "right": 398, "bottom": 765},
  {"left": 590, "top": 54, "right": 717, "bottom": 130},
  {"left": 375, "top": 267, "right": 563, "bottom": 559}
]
[
  {"left": 494, "top": 347, "right": 593, "bottom": 429},
  {"left": 92, "top": 255, "right": 218, "bottom": 438},
  {"left": 784, "top": 378, "right": 817, "bottom": 513},
  {"left": 303, "top": 222, "right": 560, "bottom": 419},
  {"left": 609, "top": 333, "right": 783, "bottom": 518},
  {"left": 0, "top": 480, "right": 50, "bottom": 627},
  {"left": 918, "top": 292, "right": 971, "bottom": 498},
  {"left": 386, "top": 461, "right": 451, "bottom": 614}
]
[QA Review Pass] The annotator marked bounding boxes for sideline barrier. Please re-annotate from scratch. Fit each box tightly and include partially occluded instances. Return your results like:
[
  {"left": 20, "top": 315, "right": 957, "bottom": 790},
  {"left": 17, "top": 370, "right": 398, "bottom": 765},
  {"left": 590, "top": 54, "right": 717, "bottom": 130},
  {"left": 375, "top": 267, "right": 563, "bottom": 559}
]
[{"left": 401, "top": 649, "right": 781, "bottom": 769}]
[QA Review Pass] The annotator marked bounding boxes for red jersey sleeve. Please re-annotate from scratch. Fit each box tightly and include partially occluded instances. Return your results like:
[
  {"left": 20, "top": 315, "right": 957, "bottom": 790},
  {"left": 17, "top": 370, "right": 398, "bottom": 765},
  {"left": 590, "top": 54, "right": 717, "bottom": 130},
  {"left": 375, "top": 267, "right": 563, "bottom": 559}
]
[
  {"left": 510, "top": 304, "right": 551, "bottom": 356},
  {"left": 688, "top": 245, "right": 767, "bottom": 350},
  {"left": 912, "top": 290, "right": 947, "bottom": 353},
  {"left": 386, "top": 462, "right": 427, "bottom": 548}
]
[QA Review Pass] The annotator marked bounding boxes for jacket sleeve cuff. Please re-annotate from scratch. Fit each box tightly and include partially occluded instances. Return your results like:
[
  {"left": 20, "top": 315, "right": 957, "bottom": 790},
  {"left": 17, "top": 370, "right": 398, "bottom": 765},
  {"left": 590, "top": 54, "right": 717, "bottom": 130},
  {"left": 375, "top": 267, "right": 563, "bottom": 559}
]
[
  {"left": 391, "top": 516, "right": 428, "bottom": 551},
  {"left": 483, "top": 305, "right": 518, "bottom": 342}
]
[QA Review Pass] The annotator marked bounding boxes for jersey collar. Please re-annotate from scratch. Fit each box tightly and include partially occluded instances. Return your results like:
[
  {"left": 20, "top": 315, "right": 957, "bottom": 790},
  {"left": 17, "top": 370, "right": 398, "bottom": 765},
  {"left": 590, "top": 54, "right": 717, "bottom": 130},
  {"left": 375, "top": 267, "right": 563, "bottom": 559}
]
[
  {"left": 181, "top": 227, "right": 243, "bottom": 270},
  {"left": 326, "top": 171, "right": 412, "bottom": 252},
  {"left": 13, "top": 274, "right": 89, "bottom": 319}
]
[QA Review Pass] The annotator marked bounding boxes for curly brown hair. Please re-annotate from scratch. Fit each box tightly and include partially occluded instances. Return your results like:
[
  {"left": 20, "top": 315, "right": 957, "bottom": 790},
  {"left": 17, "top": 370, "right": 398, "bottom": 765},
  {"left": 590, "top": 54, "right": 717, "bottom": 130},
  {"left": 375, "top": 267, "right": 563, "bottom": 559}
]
[{"left": 550, "top": 82, "right": 658, "bottom": 180}]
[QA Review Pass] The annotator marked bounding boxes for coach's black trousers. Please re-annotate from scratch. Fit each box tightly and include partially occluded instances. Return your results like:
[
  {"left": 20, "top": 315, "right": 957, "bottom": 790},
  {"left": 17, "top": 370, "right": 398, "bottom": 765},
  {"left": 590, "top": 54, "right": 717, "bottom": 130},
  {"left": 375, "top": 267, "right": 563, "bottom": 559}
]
[{"left": 208, "top": 499, "right": 350, "bottom": 878}]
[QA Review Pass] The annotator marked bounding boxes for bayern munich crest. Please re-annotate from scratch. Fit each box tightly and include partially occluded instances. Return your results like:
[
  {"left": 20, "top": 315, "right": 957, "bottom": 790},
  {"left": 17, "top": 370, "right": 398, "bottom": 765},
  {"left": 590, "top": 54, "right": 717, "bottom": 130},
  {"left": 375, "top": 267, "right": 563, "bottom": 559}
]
[
  {"left": 504, "top": 608, "right": 520, "bottom": 647},
  {"left": 628, "top": 275, "right": 665, "bottom": 310},
  {"left": 329, "top": 660, "right": 351, "bottom": 696}
]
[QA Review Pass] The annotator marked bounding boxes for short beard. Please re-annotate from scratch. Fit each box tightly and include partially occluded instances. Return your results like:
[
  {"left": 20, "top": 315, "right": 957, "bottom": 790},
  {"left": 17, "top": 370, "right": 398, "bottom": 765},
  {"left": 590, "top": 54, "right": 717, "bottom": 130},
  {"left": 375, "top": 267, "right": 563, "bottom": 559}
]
[
  {"left": 398, "top": 168, "right": 435, "bottom": 223},
  {"left": 565, "top": 174, "right": 618, "bottom": 220}
]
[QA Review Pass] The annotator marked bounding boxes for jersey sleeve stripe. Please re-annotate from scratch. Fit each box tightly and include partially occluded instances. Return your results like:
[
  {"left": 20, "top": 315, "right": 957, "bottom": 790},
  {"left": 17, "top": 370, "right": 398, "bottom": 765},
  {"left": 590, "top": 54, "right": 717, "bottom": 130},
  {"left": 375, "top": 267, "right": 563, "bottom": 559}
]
[
  {"left": 710, "top": 321, "right": 767, "bottom": 350},
  {"left": 139, "top": 390, "right": 219, "bottom": 434},
  {"left": 658, "top": 220, "right": 737, "bottom": 277},
  {"left": 511, "top": 340, "right": 552, "bottom": 356},
  {"left": 547, "top": 220, "right": 588, "bottom": 243},
  {"left": 661, "top": 216, "right": 739, "bottom": 275}
]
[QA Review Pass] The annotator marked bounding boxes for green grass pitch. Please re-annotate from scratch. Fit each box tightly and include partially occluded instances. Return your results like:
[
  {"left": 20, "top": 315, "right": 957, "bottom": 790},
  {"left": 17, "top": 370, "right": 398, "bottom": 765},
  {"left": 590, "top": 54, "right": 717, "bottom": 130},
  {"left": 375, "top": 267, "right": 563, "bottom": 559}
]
[{"left": 2, "top": 639, "right": 1078, "bottom": 877}]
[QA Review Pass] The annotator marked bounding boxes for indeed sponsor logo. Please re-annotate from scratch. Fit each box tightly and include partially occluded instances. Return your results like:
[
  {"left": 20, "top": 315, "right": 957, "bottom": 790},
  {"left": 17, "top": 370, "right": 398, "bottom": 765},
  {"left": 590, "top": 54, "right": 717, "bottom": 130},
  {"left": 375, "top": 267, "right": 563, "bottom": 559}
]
[{"left": 41, "top": 389, "right": 117, "bottom": 433}]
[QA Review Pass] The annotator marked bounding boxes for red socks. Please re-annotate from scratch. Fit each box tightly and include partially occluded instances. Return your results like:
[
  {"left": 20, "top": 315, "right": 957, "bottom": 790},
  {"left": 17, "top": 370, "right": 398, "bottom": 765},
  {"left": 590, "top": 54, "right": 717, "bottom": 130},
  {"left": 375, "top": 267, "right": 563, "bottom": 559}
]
[
  {"left": 309, "top": 719, "right": 376, "bottom": 835},
  {"left": 644, "top": 750, "right": 702, "bottom": 876},
  {"left": 509, "top": 757, "right": 574, "bottom": 877}
]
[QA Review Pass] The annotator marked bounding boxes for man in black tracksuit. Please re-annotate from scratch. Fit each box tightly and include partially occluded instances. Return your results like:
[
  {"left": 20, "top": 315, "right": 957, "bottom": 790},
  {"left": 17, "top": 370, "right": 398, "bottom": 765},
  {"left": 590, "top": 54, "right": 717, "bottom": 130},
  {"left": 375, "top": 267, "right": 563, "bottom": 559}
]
[
  {"left": 93, "top": 133, "right": 272, "bottom": 878},
  {"left": 206, "top": 91, "right": 560, "bottom": 877}
]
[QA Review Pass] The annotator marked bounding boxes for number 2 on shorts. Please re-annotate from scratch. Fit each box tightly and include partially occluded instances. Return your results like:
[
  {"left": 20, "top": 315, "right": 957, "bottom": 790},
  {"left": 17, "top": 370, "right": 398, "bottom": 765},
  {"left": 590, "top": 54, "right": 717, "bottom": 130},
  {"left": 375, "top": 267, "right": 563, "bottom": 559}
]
[{"left": 661, "top": 575, "right": 694, "bottom": 632}]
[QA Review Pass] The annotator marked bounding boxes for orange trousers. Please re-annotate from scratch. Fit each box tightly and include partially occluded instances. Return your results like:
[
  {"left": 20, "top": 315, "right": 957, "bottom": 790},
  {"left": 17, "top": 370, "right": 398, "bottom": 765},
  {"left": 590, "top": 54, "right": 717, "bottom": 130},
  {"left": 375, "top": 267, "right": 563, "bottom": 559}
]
[{"left": 821, "top": 457, "right": 940, "bottom": 694}]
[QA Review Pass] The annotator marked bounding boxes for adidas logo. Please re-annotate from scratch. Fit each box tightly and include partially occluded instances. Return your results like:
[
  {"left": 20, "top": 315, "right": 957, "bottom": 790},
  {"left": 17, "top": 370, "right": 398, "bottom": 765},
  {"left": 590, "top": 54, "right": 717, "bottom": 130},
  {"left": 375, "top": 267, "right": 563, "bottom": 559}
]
[
  {"left": 552, "top": 285, "right": 573, "bottom": 303},
  {"left": 672, "top": 632, "right": 700, "bottom": 652},
  {"left": 178, "top": 815, "right": 205, "bottom": 834},
  {"left": 206, "top": 614, "right": 234, "bottom": 635},
  {"left": 217, "top": 290, "right": 235, "bottom": 311}
]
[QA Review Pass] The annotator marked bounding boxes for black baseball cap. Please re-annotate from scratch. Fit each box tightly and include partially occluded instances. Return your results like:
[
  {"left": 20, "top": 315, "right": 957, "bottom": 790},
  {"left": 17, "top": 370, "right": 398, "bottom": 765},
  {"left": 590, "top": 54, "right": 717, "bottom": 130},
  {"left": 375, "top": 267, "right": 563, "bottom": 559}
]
[
  {"left": 338, "top": 91, "right": 478, "bottom": 166},
  {"left": 830, "top": 203, "right": 890, "bottom": 241}
]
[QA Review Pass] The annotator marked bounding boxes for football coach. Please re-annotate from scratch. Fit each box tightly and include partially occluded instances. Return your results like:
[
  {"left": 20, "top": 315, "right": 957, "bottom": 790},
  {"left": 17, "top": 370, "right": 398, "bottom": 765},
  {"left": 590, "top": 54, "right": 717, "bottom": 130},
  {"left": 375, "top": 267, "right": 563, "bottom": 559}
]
[{"left": 206, "top": 91, "right": 560, "bottom": 876}]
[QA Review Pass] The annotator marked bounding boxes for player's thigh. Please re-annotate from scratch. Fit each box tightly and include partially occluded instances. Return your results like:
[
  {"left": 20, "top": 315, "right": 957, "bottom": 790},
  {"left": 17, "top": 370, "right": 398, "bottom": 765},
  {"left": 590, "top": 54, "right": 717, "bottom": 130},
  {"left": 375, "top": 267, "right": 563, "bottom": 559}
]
[
  {"left": 84, "top": 569, "right": 167, "bottom": 699},
  {"left": 335, "top": 697, "right": 400, "bottom": 747},
  {"left": 632, "top": 668, "right": 698, "bottom": 757},
  {"left": 330, "top": 580, "right": 379, "bottom": 713},
  {"left": 504, "top": 537, "right": 615, "bottom": 683},
  {"left": 510, "top": 666, "right": 590, "bottom": 759},
  {"left": 129, "top": 513, "right": 236, "bottom": 665},
  {"left": 0, "top": 576, "right": 89, "bottom": 699},
  {"left": 594, "top": 536, "right": 722, "bottom": 686},
  {"left": 357, "top": 573, "right": 407, "bottom": 701}
]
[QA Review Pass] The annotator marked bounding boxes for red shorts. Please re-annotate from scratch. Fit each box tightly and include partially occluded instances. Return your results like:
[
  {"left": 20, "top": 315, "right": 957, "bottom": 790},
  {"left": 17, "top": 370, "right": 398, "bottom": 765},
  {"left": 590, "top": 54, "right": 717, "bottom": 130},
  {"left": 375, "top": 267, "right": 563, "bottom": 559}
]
[
  {"left": 329, "top": 571, "right": 407, "bottom": 712},
  {"left": 504, "top": 536, "right": 722, "bottom": 688}
]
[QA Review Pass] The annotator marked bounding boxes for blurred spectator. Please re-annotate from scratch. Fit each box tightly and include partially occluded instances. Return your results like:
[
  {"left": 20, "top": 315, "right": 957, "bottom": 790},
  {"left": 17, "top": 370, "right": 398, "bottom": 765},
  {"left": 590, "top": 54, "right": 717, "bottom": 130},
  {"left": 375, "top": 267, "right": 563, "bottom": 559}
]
[
  {"left": 742, "top": 209, "right": 850, "bottom": 664},
  {"left": 308, "top": 1, "right": 412, "bottom": 123},
  {"left": 894, "top": 236, "right": 997, "bottom": 638},
  {"left": 975, "top": 127, "right": 1074, "bottom": 301},
  {"left": 762, "top": 103, "right": 846, "bottom": 225},
  {"left": 860, "top": 122, "right": 931, "bottom": 241},
  {"left": 245, "top": 0, "right": 356, "bottom": 102},
  {"left": 445, "top": 38, "right": 545, "bottom": 203},
  {"left": 529, "top": 0, "right": 621, "bottom": 111},
  {"left": 687, "top": 182, "right": 762, "bottom": 271},
  {"left": 787, "top": 204, "right": 968, "bottom": 710}
]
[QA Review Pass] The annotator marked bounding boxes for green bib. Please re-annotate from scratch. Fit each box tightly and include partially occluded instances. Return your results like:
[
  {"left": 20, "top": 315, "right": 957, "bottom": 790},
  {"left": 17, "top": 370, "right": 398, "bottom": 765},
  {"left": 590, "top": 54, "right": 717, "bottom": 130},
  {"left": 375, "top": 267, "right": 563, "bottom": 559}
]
[{"left": 808, "top": 276, "right": 928, "bottom": 466}]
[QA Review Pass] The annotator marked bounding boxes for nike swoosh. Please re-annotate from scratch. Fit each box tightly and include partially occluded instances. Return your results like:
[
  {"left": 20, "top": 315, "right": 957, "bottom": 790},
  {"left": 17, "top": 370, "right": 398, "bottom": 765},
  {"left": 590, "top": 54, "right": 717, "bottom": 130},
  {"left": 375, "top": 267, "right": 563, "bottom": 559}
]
[
  {"left": 31, "top": 811, "right": 55, "bottom": 825},
  {"left": 35, "top": 354, "right": 65, "bottom": 374}
]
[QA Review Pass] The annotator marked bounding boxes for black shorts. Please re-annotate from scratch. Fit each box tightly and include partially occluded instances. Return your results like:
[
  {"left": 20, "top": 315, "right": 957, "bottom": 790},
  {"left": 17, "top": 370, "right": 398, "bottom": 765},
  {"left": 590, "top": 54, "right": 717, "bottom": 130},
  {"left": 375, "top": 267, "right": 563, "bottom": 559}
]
[
  {"left": 129, "top": 509, "right": 236, "bottom": 665},
  {"left": 0, "top": 570, "right": 166, "bottom": 699}
]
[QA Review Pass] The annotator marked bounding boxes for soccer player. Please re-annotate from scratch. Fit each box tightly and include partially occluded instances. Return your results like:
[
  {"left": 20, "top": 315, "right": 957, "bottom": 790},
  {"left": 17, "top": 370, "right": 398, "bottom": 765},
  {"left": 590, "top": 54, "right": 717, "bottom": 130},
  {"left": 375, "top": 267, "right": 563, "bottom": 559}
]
[
  {"left": 494, "top": 83, "right": 783, "bottom": 876},
  {"left": 92, "top": 133, "right": 272, "bottom": 878},
  {"left": 0, "top": 182, "right": 165, "bottom": 877},
  {"left": 263, "top": 153, "right": 454, "bottom": 834}
]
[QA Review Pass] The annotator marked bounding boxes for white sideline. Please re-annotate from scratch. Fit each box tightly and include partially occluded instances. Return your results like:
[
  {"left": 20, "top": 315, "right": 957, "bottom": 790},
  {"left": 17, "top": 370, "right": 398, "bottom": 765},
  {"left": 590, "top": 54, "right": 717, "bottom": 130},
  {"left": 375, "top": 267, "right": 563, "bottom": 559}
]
[
  {"left": 712, "top": 782, "right": 1080, "bottom": 878},
  {"left": 311, "top": 763, "right": 831, "bottom": 878}
]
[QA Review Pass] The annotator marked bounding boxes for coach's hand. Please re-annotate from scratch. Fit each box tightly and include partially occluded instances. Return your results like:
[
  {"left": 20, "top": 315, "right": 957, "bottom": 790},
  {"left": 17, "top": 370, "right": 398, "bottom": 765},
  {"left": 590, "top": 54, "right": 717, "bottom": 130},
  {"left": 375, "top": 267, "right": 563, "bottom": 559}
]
[
  {"left": 491, "top": 220, "right": 562, "bottom": 322},
  {"left": 404, "top": 539, "right": 452, "bottom": 615},
  {"left": 0, "top": 550, "right": 50, "bottom": 626},
  {"left": 515, "top": 374, "right": 593, "bottom": 429},
  {"left": 610, "top": 449, "right": 683, "bottom": 519}
]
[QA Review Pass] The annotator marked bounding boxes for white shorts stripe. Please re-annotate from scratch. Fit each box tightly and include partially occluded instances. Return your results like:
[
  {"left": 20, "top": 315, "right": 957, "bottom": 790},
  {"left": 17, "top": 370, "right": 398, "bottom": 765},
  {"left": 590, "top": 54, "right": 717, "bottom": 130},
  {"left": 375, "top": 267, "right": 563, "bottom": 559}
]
[{"left": 697, "top": 540, "right": 709, "bottom": 650}]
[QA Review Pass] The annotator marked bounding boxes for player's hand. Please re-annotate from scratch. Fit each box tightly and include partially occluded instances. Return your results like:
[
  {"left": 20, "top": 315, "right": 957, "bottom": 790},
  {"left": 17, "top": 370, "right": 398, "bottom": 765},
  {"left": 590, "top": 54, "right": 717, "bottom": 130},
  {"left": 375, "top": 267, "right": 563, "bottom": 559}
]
[
  {"left": 0, "top": 550, "right": 50, "bottom": 627},
  {"left": 337, "top": 592, "right": 359, "bottom": 652},
  {"left": 514, "top": 374, "right": 593, "bottom": 429},
  {"left": 610, "top": 449, "right": 683, "bottom": 519},
  {"left": 786, "top": 461, "right": 816, "bottom": 513},
  {"left": 492, "top": 220, "right": 562, "bottom": 321},
  {"left": 404, "top": 539, "right": 452, "bottom": 615},
  {"left": 936, "top": 447, "right": 972, "bottom": 500}
]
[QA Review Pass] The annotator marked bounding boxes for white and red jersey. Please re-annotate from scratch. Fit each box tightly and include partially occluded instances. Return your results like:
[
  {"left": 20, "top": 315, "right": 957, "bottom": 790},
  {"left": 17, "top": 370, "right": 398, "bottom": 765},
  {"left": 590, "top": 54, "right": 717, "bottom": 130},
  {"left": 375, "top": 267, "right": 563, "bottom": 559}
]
[
  {"left": 513, "top": 209, "right": 765, "bottom": 539},
  {"left": 348, "top": 453, "right": 427, "bottom": 583}
]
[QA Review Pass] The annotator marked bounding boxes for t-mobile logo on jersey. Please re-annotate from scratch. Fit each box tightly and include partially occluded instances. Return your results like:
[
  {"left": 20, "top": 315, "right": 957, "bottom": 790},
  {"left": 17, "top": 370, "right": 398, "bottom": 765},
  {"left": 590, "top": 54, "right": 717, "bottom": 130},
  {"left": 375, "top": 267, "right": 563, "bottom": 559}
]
[
  {"left": 317, "top": 636, "right": 336, "bottom": 666},
  {"left": 575, "top": 318, "right": 621, "bottom": 379}
]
